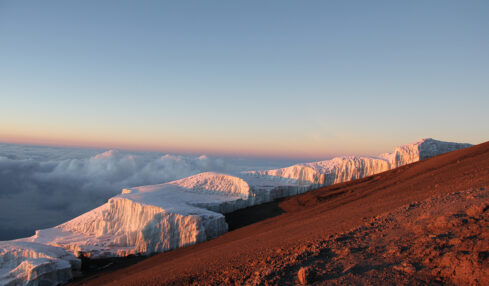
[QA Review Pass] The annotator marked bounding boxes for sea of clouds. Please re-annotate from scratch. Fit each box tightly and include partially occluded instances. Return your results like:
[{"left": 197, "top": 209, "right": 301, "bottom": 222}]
[{"left": 0, "top": 143, "right": 300, "bottom": 240}]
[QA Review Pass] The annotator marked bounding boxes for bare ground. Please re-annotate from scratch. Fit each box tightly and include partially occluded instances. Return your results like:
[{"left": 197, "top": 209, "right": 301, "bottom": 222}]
[{"left": 245, "top": 187, "right": 489, "bottom": 285}]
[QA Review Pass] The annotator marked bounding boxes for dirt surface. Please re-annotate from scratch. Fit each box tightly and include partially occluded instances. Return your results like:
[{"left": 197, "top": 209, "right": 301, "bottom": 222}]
[
  {"left": 243, "top": 187, "right": 489, "bottom": 285},
  {"left": 72, "top": 141, "right": 489, "bottom": 285}
]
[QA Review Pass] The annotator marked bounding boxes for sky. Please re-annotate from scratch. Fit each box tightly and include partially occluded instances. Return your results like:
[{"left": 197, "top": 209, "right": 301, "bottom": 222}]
[{"left": 1, "top": 0, "right": 488, "bottom": 159}]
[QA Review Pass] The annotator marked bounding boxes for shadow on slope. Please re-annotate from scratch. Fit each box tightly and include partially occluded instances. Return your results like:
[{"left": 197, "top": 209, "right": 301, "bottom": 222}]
[{"left": 225, "top": 200, "right": 285, "bottom": 231}]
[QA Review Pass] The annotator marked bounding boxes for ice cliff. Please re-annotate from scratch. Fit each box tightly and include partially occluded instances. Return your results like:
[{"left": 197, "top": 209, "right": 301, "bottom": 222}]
[
  {"left": 0, "top": 241, "right": 80, "bottom": 286},
  {"left": 21, "top": 173, "right": 250, "bottom": 258},
  {"left": 247, "top": 138, "right": 472, "bottom": 185},
  {"left": 0, "top": 138, "right": 472, "bottom": 285},
  {"left": 18, "top": 172, "right": 310, "bottom": 259}
]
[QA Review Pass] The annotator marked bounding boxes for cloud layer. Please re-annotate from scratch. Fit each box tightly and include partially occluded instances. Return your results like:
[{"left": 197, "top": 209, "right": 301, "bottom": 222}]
[{"left": 0, "top": 144, "right": 292, "bottom": 240}]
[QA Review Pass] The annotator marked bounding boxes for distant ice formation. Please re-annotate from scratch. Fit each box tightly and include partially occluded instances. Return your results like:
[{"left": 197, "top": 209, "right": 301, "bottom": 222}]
[
  {"left": 0, "top": 138, "right": 472, "bottom": 285},
  {"left": 246, "top": 138, "right": 472, "bottom": 185}
]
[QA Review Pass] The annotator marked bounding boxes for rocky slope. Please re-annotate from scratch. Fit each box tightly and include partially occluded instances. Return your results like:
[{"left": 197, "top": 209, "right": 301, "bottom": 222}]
[{"left": 240, "top": 187, "right": 489, "bottom": 285}]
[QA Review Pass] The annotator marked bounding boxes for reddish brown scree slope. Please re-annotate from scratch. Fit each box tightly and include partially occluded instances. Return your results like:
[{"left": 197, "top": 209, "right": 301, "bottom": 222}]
[{"left": 73, "top": 141, "right": 489, "bottom": 285}]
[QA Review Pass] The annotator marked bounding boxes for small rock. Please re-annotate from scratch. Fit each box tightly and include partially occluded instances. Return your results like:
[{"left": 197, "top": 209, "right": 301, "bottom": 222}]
[
  {"left": 297, "top": 266, "right": 314, "bottom": 285},
  {"left": 466, "top": 204, "right": 485, "bottom": 217},
  {"left": 342, "top": 263, "right": 358, "bottom": 274},
  {"left": 393, "top": 261, "right": 416, "bottom": 274}
]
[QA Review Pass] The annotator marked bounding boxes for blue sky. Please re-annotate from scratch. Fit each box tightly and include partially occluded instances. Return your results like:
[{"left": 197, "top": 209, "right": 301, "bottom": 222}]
[{"left": 1, "top": 0, "right": 488, "bottom": 158}]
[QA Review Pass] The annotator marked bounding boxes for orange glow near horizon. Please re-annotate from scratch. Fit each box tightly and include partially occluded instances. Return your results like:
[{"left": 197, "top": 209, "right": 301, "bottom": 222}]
[
  {"left": 3, "top": 118, "right": 463, "bottom": 160},
  {"left": 0, "top": 129, "right": 383, "bottom": 160}
]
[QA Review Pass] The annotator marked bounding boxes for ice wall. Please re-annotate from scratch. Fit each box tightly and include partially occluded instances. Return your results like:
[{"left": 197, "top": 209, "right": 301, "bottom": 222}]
[
  {"left": 19, "top": 171, "right": 314, "bottom": 260},
  {"left": 380, "top": 138, "right": 473, "bottom": 167},
  {"left": 248, "top": 138, "right": 471, "bottom": 185},
  {"left": 21, "top": 173, "right": 250, "bottom": 258},
  {"left": 0, "top": 241, "right": 80, "bottom": 286}
]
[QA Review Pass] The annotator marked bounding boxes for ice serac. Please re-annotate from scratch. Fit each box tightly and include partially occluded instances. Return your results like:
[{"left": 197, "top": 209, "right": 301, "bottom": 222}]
[
  {"left": 19, "top": 172, "right": 311, "bottom": 259},
  {"left": 22, "top": 172, "right": 253, "bottom": 258},
  {"left": 379, "top": 138, "right": 473, "bottom": 167},
  {"left": 248, "top": 138, "right": 472, "bottom": 186},
  {"left": 0, "top": 241, "right": 80, "bottom": 286}
]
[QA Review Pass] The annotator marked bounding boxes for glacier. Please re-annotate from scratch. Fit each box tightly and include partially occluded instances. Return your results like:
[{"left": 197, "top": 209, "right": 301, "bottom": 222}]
[
  {"left": 0, "top": 241, "right": 80, "bottom": 286},
  {"left": 246, "top": 138, "right": 472, "bottom": 185},
  {"left": 0, "top": 138, "right": 472, "bottom": 285},
  {"left": 20, "top": 172, "right": 308, "bottom": 258}
]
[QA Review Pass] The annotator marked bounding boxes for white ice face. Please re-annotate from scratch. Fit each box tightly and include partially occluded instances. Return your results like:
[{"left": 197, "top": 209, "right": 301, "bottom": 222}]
[
  {"left": 17, "top": 171, "right": 313, "bottom": 260},
  {"left": 0, "top": 241, "right": 80, "bottom": 286},
  {"left": 246, "top": 138, "right": 472, "bottom": 185}
]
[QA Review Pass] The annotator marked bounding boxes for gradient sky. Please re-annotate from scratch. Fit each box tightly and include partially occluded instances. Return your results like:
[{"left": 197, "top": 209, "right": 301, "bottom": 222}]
[{"left": 1, "top": 1, "right": 488, "bottom": 159}]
